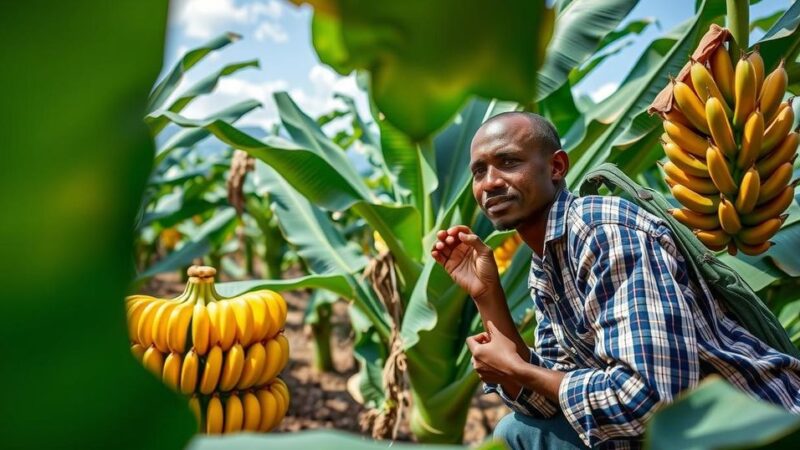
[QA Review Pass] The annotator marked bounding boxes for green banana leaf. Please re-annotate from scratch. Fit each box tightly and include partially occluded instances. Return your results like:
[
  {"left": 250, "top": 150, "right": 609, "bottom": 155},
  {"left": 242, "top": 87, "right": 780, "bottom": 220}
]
[
  {"left": 1, "top": 1, "right": 194, "bottom": 448},
  {"left": 216, "top": 273, "right": 354, "bottom": 299},
  {"left": 645, "top": 377, "right": 800, "bottom": 450},
  {"left": 755, "top": 1, "right": 800, "bottom": 72},
  {"left": 296, "top": 0, "right": 554, "bottom": 139}
]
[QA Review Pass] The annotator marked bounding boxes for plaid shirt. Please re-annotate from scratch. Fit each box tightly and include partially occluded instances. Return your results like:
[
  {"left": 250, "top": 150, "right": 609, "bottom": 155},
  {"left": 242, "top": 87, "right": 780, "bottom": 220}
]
[{"left": 485, "top": 187, "right": 800, "bottom": 449}]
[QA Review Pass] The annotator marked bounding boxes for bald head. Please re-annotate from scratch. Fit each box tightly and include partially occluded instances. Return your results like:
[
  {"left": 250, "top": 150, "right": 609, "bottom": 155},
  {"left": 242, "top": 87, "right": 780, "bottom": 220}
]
[{"left": 471, "top": 112, "right": 561, "bottom": 157}]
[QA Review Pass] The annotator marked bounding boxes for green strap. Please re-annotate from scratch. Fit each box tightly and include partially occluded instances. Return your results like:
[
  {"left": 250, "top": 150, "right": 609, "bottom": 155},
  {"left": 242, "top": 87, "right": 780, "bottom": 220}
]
[{"left": 579, "top": 163, "right": 800, "bottom": 359}]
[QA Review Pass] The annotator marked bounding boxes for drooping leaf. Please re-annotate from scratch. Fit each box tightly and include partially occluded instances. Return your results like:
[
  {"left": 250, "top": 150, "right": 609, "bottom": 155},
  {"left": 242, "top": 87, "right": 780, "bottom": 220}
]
[
  {"left": 750, "top": 10, "right": 786, "bottom": 33},
  {"left": 215, "top": 273, "right": 354, "bottom": 298},
  {"left": 756, "top": 1, "right": 800, "bottom": 72},
  {"left": 597, "top": 17, "right": 659, "bottom": 52}
]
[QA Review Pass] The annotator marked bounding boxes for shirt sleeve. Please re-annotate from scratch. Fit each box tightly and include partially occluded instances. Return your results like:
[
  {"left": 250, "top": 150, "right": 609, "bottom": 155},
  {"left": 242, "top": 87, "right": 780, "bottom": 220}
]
[
  {"left": 484, "top": 303, "right": 576, "bottom": 418},
  {"left": 559, "top": 223, "right": 701, "bottom": 447}
]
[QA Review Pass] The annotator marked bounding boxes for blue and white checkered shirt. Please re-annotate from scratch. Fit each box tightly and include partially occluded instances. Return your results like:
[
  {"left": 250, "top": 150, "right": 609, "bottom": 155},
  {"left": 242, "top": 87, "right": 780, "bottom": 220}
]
[{"left": 485, "top": 187, "right": 800, "bottom": 449}]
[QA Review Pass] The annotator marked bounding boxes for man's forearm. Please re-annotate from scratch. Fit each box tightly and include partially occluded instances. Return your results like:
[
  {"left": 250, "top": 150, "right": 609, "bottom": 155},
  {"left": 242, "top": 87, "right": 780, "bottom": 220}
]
[
  {"left": 511, "top": 360, "right": 565, "bottom": 404},
  {"left": 473, "top": 282, "right": 528, "bottom": 359}
]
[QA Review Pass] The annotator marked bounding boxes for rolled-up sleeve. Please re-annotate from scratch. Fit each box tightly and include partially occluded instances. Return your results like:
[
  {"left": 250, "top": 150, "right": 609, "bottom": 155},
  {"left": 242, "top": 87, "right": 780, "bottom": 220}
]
[{"left": 559, "top": 223, "right": 701, "bottom": 447}]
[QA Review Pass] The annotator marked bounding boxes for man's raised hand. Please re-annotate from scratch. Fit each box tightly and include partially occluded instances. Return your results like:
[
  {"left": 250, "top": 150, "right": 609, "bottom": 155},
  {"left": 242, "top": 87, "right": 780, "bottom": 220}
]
[{"left": 431, "top": 225, "right": 499, "bottom": 299}]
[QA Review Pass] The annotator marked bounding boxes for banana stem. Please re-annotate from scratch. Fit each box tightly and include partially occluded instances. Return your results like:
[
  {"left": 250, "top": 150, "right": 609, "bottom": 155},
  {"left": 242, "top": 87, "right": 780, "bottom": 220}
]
[
  {"left": 310, "top": 302, "right": 334, "bottom": 372},
  {"left": 726, "top": 0, "right": 749, "bottom": 57}
]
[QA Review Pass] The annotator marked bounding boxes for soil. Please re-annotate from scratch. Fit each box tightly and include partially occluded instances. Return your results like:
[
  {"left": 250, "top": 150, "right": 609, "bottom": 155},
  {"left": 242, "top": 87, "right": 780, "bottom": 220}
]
[{"left": 144, "top": 271, "right": 510, "bottom": 446}]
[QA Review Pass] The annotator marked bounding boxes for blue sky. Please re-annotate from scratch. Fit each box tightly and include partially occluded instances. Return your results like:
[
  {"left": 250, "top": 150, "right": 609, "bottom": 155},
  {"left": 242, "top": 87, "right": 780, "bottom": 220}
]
[{"left": 161, "top": 0, "right": 789, "bottom": 131}]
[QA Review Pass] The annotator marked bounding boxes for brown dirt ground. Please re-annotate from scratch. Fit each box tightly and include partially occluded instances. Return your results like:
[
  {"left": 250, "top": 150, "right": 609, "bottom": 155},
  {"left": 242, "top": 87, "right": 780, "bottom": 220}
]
[{"left": 144, "top": 272, "right": 510, "bottom": 446}]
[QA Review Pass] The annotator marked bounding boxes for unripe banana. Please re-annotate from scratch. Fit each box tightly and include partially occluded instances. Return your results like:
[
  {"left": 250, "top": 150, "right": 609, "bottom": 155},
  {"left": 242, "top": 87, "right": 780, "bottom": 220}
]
[
  {"left": 660, "top": 161, "right": 719, "bottom": 194},
  {"left": 738, "top": 217, "right": 783, "bottom": 245},
  {"left": 237, "top": 341, "right": 267, "bottom": 390},
  {"left": 188, "top": 396, "right": 202, "bottom": 431},
  {"left": 762, "top": 101, "right": 794, "bottom": 155},
  {"left": 735, "top": 167, "right": 760, "bottom": 214},
  {"left": 757, "top": 132, "right": 799, "bottom": 178},
  {"left": 192, "top": 303, "right": 211, "bottom": 356},
  {"left": 734, "top": 238, "right": 774, "bottom": 256},
  {"left": 694, "top": 229, "right": 732, "bottom": 247},
  {"left": 130, "top": 343, "right": 146, "bottom": 363},
  {"left": 224, "top": 394, "right": 244, "bottom": 433},
  {"left": 668, "top": 208, "right": 720, "bottom": 230},
  {"left": 206, "top": 395, "right": 224, "bottom": 434},
  {"left": 663, "top": 120, "right": 709, "bottom": 157},
  {"left": 167, "top": 302, "right": 194, "bottom": 354},
  {"left": 706, "top": 96, "right": 737, "bottom": 158},
  {"left": 217, "top": 301, "right": 237, "bottom": 351},
  {"left": 718, "top": 196, "right": 742, "bottom": 235},
  {"left": 200, "top": 345, "right": 223, "bottom": 395},
  {"left": 748, "top": 50, "right": 765, "bottom": 96},
  {"left": 705, "top": 145, "right": 738, "bottom": 198},
  {"left": 671, "top": 184, "right": 721, "bottom": 214},
  {"left": 242, "top": 392, "right": 262, "bottom": 432},
  {"left": 733, "top": 57, "right": 757, "bottom": 129},
  {"left": 231, "top": 297, "right": 255, "bottom": 346},
  {"left": 219, "top": 343, "right": 245, "bottom": 392},
  {"left": 162, "top": 352, "right": 182, "bottom": 391},
  {"left": 741, "top": 187, "right": 795, "bottom": 226},
  {"left": 663, "top": 140, "right": 709, "bottom": 177},
  {"left": 757, "top": 163, "right": 794, "bottom": 205},
  {"left": 673, "top": 80, "right": 711, "bottom": 134},
  {"left": 152, "top": 301, "right": 179, "bottom": 353},
  {"left": 710, "top": 45, "right": 735, "bottom": 105},
  {"left": 737, "top": 110, "right": 764, "bottom": 170},
  {"left": 692, "top": 61, "right": 732, "bottom": 113},
  {"left": 142, "top": 345, "right": 164, "bottom": 377},
  {"left": 256, "top": 388, "right": 278, "bottom": 431},
  {"left": 180, "top": 349, "right": 199, "bottom": 395},
  {"left": 760, "top": 59, "right": 788, "bottom": 122}
]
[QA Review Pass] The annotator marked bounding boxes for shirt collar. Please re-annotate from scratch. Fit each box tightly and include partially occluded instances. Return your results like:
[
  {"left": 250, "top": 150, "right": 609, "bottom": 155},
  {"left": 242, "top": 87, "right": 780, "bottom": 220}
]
[{"left": 543, "top": 186, "right": 574, "bottom": 245}]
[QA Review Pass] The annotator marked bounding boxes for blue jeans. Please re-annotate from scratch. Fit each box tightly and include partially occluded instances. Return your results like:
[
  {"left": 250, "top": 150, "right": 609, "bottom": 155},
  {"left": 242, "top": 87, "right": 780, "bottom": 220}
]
[{"left": 493, "top": 412, "right": 590, "bottom": 450}]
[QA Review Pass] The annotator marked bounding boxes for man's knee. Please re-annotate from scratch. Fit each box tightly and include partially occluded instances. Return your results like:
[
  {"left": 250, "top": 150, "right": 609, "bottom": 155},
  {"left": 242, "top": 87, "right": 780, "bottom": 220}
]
[
  {"left": 494, "top": 413, "right": 544, "bottom": 446},
  {"left": 493, "top": 412, "right": 588, "bottom": 450}
]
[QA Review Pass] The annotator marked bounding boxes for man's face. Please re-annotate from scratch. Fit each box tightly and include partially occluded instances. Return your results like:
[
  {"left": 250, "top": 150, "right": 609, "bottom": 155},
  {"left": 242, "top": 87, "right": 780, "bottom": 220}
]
[{"left": 469, "top": 116, "right": 560, "bottom": 230}]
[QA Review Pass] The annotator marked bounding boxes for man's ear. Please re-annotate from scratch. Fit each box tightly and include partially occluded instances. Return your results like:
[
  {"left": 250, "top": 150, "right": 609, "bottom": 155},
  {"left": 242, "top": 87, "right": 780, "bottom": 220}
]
[{"left": 551, "top": 149, "right": 569, "bottom": 183}]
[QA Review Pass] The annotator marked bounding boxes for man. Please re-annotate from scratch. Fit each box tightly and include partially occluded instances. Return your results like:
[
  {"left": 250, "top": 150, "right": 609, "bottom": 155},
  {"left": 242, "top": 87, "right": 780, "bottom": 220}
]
[{"left": 430, "top": 112, "right": 800, "bottom": 449}]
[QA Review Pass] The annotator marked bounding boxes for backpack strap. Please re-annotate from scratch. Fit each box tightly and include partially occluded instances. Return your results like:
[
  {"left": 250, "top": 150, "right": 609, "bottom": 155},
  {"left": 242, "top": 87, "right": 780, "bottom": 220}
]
[{"left": 579, "top": 163, "right": 800, "bottom": 359}]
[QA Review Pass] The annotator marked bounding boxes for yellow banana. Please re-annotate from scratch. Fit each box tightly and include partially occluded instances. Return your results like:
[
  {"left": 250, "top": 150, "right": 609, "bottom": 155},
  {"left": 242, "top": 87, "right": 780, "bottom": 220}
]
[
  {"left": 673, "top": 80, "right": 711, "bottom": 134},
  {"left": 206, "top": 301, "right": 222, "bottom": 349},
  {"left": 734, "top": 239, "right": 773, "bottom": 256},
  {"left": 206, "top": 395, "right": 224, "bottom": 434},
  {"left": 200, "top": 345, "right": 223, "bottom": 395},
  {"left": 130, "top": 343, "right": 146, "bottom": 363},
  {"left": 270, "top": 384, "right": 286, "bottom": 430},
  {"left": 668, "top": 208, "right": 720, "bottom": 230},
  {"left": 192, "top": 303, "right": 211, "bottom": 356},
  {"left": 762, "top": 101, "right": 794, "bottom": 155},
  {"left": 224, "top": 394, "right": 244, "bottom": 433},
  {"left": 760, "top": 59, "right": 788, "bottom": 122},
  {"left": 180, "top": 349, "right": 199, "bottom": 395},
  {"left": 264, "top": 293, "right": 283, "bottom": 339},
  {"left": 692, "top": 61, "right": 732, "bottom": 115},
  {"left": 271, "top": 378, "right": 290, "bottom": 407},
  {"left": 152, "top": 300, "right": 179, "bottom": 353},
  {"left": 245, "top": 293, "right": 269, "bottom": 343},
  {"left": 188, "top": 396, "right": 202, "bottom": 431},
  {"left": 237, "top": 341, "right": 267, "bottom": 390},
  {"left": 242, "top": 392, "right": 262, "bottom": 432},
  {"left": 757, "top": 132, "right": 799, "bottom": 178},
  {"left": 748, "top": 50, "right": 765, "bottom": 96},
  {"left": 256, "top": 388, "right": 278, "bottom": 431},
  {"left": 276, "top": 333, "right": 290, "bottom": 375},
  {"left": 126, "top": 298, "right": 152, "bottom": 342},
  {"left": 219, "top": 343, "right": 245, "bottom": 392},
  {"left": 710, "top": 45, "right": 735, "bottom": 105},
  {"left": 273, "top": 292, "right": 288, "bottom": 331},
  {"left": 663, "top": 140, "right": 709, "bottom": 177},
  {"left": 757, "top": 162, "right": 794, "bottom": 205},
  {"left": 718, "top": 196, "right": 742, "bottom": 235},
  {"left": 663, "top": 109, "right": 694, "bottom": 128},
  {"left": 738, "top": 217, "right": 783, "bottom": 245},
  {"left": 672, "top": 184, "right": 720, "bottom": 214},
  {"left": 735, "top": 167, "right": 760, "bottom": 214},
  {"left": 257, "top": 338, "right": 283, "bottom": 386},
  {"left": 231, "top": 297, "right": 255, "bottom": 346},
  {"left": 705, "top": 145, "right": 738, "bottom": 199},
  {"left": 167, "top": 302, "right": 194, "bottom": 353},
  {"left": 733, "top": 57, "right": 757, "bottom": 129},
  {"left": 741, "top": 187, "right": 795, "bottom": 226},
  {"left": 694, "top": 229, "right": 732, "bottom": 247},
  {"left": 737, "top": 110, "right": 764, "bottom": 170},
  {"left": 162, "top": 352, "right": 182, "bottom": 391},
  {"left": 706, "top": 96, "right": 737, "bottom": 158},
  {"left": 217, "top": 300, "right": 237, "bottom": 351},
  {"left": 660, "top": 161, "right": 719, "bottom": 194},
  {"left": 142, "top": 345, "right": 164, "bottom": 377},
  {"left": 727, "top": 242, "right": 738, "bottom": 256},
  {"left": 136, "top": 299, "right": 163, "bottom": 347},
  {"left": 663, "top": 120, "right": 709, "bottom": 157}
]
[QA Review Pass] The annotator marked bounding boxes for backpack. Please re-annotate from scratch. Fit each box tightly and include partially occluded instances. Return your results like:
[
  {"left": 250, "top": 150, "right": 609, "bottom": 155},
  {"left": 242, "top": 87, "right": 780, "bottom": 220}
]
[{"left": 579, "top": 163, "right": 800, "bottom": 359}]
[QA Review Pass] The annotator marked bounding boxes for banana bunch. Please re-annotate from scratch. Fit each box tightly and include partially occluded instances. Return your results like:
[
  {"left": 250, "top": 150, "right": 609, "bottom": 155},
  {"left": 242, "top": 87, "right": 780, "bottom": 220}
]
[
  {"left": 126, "top": 265, "right": 290, "bottom": 434},
  {"left": 191, "top": 378, "right": 290, "bottom": 434},
  {"left": 494, "top": 232, "right": 522, "bottom": 274},
  {"left": 159, "top": 227, "right": 182, "bottom": 251},
  {"left": 661, "top": 44, "right": 798, "bottom": 256}
]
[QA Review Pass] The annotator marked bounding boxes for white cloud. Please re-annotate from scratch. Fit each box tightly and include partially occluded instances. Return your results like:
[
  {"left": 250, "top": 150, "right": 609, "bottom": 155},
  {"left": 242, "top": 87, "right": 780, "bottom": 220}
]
[
  {"left": 172, "top": 0, "right": 285, "bottom": 39},
  {"left": 588, "top": 82, "right": 619, "bottom": 103},
  {"left": 254, "top": 22, "right": 288, "bottom": 43},
  {"left": 181, "top": 77, "right": 290, "bottom": 128},
  {"left": 288, "top": 64, "right": 367, "bottom": 118}
]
